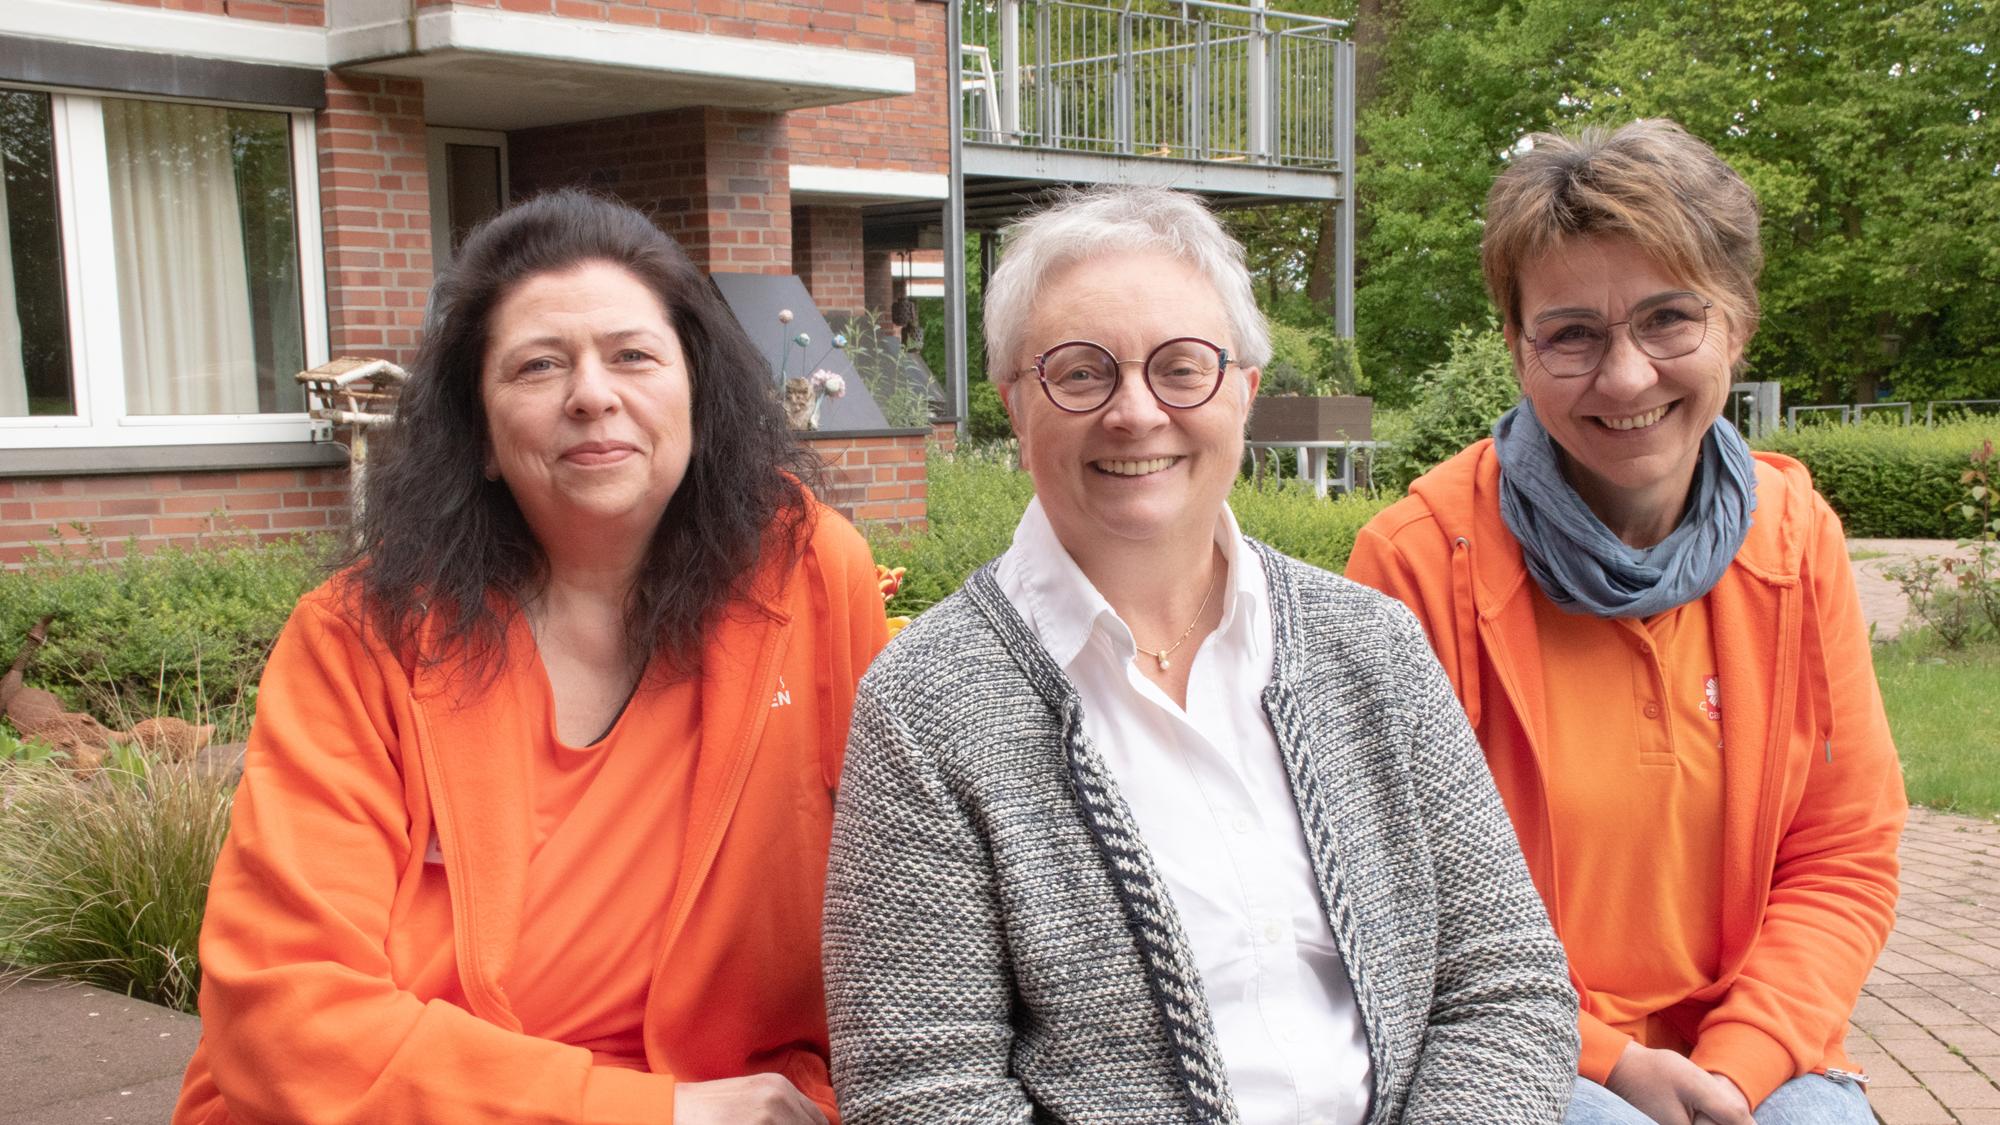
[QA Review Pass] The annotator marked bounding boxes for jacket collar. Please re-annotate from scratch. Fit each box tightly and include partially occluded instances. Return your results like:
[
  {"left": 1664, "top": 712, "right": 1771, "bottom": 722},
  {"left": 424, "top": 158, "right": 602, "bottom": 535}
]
[
  {"left": 1410, "top": 439, "right": 1814, "bottom": 622},
  {"left": 997, "top": 497, "right": 1269, "bottom": 677}
]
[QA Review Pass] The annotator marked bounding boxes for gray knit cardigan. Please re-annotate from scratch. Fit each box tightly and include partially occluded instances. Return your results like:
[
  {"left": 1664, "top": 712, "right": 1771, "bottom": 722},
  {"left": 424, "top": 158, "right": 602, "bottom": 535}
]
[{"left": 824, "top": 543, "right": 1579, "bottom": 1124}]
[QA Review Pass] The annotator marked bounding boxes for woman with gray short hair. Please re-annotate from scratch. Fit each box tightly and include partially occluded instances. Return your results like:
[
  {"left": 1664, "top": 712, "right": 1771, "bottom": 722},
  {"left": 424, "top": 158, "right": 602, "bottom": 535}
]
[{"left": 823, "top": 185, "right": 1578, "bottom": 1124}]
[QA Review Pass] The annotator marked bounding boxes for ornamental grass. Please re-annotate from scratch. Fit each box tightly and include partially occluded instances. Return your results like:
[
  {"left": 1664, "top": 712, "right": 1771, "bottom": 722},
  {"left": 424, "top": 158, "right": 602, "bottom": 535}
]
[{"left": 0, "top": 758, "right": 234, "bottom": 1014}]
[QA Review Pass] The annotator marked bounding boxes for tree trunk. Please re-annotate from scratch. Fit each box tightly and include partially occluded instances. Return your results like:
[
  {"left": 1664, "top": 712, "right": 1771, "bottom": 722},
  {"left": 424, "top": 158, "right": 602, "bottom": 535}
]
[
  {"left": 1305, "top": 0, "right": 1395, "bottom": 316},
  {"left": 1852, "top": 310, "right": 1897, "bottom": 405}
]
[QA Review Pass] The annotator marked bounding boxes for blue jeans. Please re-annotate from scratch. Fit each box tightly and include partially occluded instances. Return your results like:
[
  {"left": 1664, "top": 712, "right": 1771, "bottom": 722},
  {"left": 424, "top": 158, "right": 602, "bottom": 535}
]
[{"left": 1565, "top": 1074, "right": 1872, "bottom": 1124}]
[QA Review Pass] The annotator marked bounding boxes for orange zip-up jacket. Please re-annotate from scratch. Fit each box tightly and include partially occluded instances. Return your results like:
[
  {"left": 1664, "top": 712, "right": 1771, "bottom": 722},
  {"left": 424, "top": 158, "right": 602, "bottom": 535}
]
[
  {"left": 173, "top": 501, "right": 889, "bottom": 1125},
  {"left": 1346, "top": 440, "right": 1905, "bottom": 1108}
]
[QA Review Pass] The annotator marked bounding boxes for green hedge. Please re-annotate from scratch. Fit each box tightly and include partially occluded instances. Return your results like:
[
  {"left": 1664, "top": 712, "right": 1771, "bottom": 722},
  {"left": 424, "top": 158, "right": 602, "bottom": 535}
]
[
  {"left": 1232, "top": 482, "right": 1393, "bottom": 574},
  {"left": 1753, "top": 418, "right": 1999, "bottom": 539},
  {"left": 0, "top": 536, "right": 329, "bottom": 742},
  {"left": 870, "top": 450, "right": 1392, "bottom": 614},
  {"left": 869, "top": 448, "right": 1036, "bottom": 613}
]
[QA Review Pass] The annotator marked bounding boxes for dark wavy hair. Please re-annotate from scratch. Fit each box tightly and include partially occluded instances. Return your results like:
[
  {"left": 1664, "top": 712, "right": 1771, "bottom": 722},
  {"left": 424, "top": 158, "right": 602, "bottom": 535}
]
[{"left": 347, "top": 189, "right": 817, "bottom": 678}]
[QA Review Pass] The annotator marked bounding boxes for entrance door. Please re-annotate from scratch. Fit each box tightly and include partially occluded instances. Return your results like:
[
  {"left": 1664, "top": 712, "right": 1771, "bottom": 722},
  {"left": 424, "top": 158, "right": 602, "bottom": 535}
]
[{"left": 426, "top": 128, "right": 508, "bottom": 271}]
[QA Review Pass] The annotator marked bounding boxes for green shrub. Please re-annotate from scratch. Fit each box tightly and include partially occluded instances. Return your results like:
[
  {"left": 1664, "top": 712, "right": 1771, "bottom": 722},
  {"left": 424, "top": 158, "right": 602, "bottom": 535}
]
[
  {"left": 870, "top": 446, "right": 1035, "bottom": 613},
  {"left": 1368, "top": 406, "right": 1411, "bottom": 491},
  {"left": 870, "top": 451, "right": 1393, "bottom": 613},
  {"left": 1232, "top": 483, "right": 1394, "bottom": 574},
  {"left": 1754, "top": 419, "right": 2000, "bottom": 538},
  {"left": 1374, "top": 324, "right": 1519, "bottom": 494},
  {"left": 1263, "top": 321, "right": 1362, "bottom": 397},
  {"left": 0, "top": 534, "right": 329, "bottom": 742},
  {"left": 0, "top": 758, "right": 235, "bottom": 1013},
  {"left": 966, "top": 378, "right": 1014, "bottom": 445}
]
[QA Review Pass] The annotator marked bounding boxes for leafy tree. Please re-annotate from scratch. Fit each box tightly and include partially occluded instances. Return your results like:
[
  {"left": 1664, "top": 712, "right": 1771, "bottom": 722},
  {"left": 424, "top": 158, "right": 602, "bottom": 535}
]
[
  {"left": 1568, "top": 1, "right": 2000, "bottom": 405},
  {"left": 1341, "top": 0, "right": 1602, "bottom": 397},
  {"left": 1261, "top": 0, "right": 1999, "bottom": 407},
  {"left": 1375, "top": 323, "right": 1519, "bottom": 492}
]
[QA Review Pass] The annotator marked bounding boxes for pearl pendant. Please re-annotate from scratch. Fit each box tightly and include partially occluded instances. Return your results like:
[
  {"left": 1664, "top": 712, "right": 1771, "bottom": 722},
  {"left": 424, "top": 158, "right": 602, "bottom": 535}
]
[{"left": 1155, "top": 653, "right": 1170, "bottom": 671}]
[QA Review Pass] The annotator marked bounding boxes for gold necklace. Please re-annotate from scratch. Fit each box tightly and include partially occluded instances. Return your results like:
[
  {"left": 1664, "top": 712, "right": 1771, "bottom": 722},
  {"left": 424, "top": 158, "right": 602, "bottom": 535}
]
[{"left": 1139, "top": 567, "right": 1220, "bottom": 672}]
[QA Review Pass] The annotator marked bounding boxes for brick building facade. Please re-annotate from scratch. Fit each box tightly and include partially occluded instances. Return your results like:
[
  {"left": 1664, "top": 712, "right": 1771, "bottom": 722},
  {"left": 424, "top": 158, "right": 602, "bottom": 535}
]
[
  {"left": 319, "top": 72, "right": 435, "bottom": 363},
  {"left": 0, "top": 0, "right": 948, "bottom": 563},
  {"left": 507, "top": 107, "right": 797, "bottom": 278}
]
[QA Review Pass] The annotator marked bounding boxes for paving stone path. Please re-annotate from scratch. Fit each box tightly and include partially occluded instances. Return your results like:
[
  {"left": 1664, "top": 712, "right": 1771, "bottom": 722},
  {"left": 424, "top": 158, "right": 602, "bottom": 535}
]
[
  {"left": 0, "top": 978, "right": 199, "bottom": 1124},
  {"left": 1851, "top": 807, "right": 2000, "bottom": 1124},
  {"left": 1848, "top": 538, "right": 1981, "bottom": 641}
]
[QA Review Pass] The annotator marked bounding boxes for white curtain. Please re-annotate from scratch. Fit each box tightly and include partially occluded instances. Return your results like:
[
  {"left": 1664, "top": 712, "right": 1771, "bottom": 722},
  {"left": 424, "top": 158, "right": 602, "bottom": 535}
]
[
  {"left": 0, "top": 155, "right": 28, "bottom": 416},
  {"left": 102, "top": 99, "right": 256, "bottom": 416}
]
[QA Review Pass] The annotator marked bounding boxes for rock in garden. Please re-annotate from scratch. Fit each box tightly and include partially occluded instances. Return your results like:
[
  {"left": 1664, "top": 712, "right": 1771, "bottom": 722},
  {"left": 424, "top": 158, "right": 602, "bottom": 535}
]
[
  {"left": 129, "top": 717, "right": 216, "bottom": 764},
  {"left": 5, "top": 686, "right": 115, "bottom": 774}
]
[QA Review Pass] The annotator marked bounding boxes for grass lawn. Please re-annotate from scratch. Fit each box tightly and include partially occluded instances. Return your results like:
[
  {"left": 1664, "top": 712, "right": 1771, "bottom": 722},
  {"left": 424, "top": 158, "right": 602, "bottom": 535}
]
[{"left": 1874, "top": 632, "right": 2000, "bottom": 818}]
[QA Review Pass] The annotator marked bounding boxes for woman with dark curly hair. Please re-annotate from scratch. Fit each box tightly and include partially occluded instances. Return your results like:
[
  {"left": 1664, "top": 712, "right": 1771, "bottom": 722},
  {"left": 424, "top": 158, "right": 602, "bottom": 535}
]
[{"left": 174, "top": 190, "right": 887, "bottom": 1125}]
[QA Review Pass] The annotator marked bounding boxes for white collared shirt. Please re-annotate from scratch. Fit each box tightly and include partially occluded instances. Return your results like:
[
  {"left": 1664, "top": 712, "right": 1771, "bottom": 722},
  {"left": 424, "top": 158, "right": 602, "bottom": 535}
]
[{"left": 994, "top": 498, "right": 1372, "bottom": 1125}]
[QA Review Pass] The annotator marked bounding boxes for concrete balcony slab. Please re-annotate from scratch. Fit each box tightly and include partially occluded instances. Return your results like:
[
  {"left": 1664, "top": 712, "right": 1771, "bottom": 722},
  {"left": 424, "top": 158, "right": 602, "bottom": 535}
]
[{"left": 332, "top": 3, "right": 916, "bottom": 130}]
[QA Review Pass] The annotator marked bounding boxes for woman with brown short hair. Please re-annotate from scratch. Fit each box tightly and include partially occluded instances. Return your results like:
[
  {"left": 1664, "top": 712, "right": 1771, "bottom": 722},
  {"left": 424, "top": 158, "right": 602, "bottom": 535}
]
[{"left": 1350, "top": 119, "right": 1905, "bottom": 1125}]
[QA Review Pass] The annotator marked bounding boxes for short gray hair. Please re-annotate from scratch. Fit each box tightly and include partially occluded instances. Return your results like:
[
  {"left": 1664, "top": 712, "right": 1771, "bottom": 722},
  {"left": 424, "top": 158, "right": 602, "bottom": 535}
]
[{"left": 983, "top": 185, "right": 1272, "bottom": 394}]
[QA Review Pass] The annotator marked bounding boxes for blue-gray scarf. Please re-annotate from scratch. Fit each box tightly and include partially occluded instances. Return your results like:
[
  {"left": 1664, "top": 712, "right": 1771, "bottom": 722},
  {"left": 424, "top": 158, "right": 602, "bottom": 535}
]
[{"left": 1490, "top": 399, "right": 1757, "bottom": 618}]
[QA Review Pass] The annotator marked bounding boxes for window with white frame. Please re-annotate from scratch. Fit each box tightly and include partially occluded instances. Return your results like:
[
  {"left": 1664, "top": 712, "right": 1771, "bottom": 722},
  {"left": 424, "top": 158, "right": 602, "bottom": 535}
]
[{"left": 0, "top": 84, "right": 326, "bottom": 448}]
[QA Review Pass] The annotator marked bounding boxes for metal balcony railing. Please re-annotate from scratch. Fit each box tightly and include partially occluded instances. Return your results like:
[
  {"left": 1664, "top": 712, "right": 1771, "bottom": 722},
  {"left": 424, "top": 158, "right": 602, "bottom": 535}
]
[{"left": 961, "top": 0, "right": 1351, "bottom": 168}]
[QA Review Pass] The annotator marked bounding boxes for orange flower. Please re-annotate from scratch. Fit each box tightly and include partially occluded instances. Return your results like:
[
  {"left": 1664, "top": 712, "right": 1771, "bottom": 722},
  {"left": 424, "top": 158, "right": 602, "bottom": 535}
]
[{"left": 875, "top": 564, "right": 907, "bottom": 603}]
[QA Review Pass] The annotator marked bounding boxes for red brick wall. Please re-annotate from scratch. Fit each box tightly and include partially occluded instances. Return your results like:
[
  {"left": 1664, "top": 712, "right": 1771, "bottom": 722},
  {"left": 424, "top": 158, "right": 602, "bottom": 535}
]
[
  {"left": 510, "top": 107, "right": 791, "bottom": 275},
  {"left": 789, "top": 2, "right": 949, "bottom": 176},
  {"left": 793, "top": 205, "right": 866, "bottom": 318},
  {"left": 319, "top": 73, "right": 432, "bottom": 366},
  {"left": 102, "top": 0, "right": 324, "bottom": 24},
  {"left": 0, "top": 444, "right": 931, "bottom": 565},
  {"left": 0, "top": 469, "right": 347, "bottom": 566},
  {"left": 804, "top": 433, "right": 927, "bottom": 528},
  {"left": 862, "top": 249, "right": 895, "bottom": 312}
]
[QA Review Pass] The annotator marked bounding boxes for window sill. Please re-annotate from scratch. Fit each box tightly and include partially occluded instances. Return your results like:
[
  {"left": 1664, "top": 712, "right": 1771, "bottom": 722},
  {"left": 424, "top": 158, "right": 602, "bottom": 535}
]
[
  {"left": 797, "top": 426, "right": 934, "bottom": 440},
  {"left": 0, "top": 441, "right": 349, "bottom": 479}
]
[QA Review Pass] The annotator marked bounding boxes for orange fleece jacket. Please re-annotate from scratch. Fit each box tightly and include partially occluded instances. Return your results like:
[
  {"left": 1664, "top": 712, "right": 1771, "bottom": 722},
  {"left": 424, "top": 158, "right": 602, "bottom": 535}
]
[
  {"left": 1346, "top": 441, "right": 1905, "bottom": 1108},
  {"left": 173, "top": 501, "right": 889, "bottom": 1125}
]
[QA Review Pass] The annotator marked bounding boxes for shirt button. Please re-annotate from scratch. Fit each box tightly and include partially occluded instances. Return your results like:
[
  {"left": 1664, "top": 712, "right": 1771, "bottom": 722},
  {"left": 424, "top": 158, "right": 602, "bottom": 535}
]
[
  {"left": 1231, "top": 813, "right": 1253, "bottom": 835},
  {"left": 1644, "top": 702, "right": 1662, "bottom": 719},
  {"left": 1639, "top": 642, "right": 1653, "bottom": 655},
  {"left": 1262, "top": 920, "right": 1284, "bottom": 944}
]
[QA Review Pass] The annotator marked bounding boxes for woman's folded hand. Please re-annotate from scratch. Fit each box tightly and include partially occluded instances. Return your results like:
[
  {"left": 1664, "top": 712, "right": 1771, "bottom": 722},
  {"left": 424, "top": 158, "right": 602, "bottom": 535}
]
[
  {"left": 1607, "top": 1042, "right": 1753, "bottom": 1125},
  {"left": 673, "top": 1074, "right": 830, "bottom": 1125}
]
